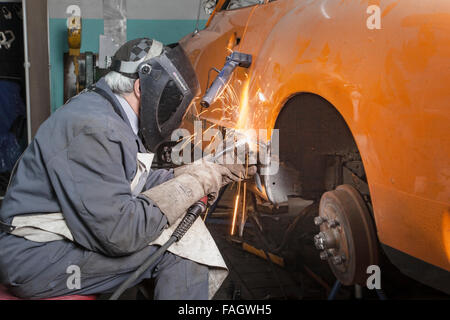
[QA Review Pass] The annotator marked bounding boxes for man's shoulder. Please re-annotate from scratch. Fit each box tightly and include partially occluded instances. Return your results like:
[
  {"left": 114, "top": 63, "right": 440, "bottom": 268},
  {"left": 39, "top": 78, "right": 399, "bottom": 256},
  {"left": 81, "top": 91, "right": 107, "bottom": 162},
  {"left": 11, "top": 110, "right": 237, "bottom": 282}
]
[
  {"left": 35, "top": 91, "right": 127, "bottom": 150},
  {"left": 59, "top": 90, "right": 108, "bottom": 116},
  {"left": 54, "top": 90, "right": 121, "bottom": 132}
]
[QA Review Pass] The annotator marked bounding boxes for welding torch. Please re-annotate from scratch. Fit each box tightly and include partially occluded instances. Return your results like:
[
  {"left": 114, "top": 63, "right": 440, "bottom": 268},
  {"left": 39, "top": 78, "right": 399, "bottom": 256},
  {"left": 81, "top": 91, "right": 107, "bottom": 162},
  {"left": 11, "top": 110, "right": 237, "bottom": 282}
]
[{"left": 200, "top": 51, "right": 252, "bottom": 108}]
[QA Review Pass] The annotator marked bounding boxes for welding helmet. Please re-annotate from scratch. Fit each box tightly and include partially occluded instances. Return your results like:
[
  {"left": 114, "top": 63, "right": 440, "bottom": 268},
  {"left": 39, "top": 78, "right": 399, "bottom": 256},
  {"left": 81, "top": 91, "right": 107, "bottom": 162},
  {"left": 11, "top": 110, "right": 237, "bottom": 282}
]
[{"left": 109, "top": 38, "right": 200, "bottom": 152}]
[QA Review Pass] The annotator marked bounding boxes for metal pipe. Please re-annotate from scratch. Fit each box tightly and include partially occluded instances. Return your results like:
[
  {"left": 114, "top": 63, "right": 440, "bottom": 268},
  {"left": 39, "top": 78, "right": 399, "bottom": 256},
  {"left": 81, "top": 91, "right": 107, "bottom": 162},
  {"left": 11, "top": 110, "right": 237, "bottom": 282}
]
[
  {"left": 193, "top": 0, "right": 202, "bottom": 35},
  {"left": 22, "top": 0, "right": 31, "bottom": 144}
]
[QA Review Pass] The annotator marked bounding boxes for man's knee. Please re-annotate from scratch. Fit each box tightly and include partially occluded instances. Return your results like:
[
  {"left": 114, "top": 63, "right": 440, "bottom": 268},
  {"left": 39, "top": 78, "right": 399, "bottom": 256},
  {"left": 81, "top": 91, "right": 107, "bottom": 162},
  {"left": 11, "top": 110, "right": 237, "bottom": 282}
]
[
  {"left": 154, "top": 253, "right": 209, "bottom": 300},
  {"left": 185, "top": 259, "right": 209, "bottom": 290}
]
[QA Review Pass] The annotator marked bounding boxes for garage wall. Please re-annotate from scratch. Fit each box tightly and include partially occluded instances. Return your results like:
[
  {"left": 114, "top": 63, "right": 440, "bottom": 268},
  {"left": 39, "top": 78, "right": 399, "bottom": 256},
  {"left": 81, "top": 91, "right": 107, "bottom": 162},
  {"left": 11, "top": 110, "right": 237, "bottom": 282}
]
[{"left": 48, "top": 0, "right": 208, "bottom": 112}]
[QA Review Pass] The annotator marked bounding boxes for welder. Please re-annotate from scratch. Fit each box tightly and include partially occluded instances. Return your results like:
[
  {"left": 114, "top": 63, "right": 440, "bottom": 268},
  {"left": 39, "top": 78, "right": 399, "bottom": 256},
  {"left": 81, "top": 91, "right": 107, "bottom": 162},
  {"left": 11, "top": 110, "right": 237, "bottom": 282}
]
[{"left": 0, "top": 38, "right": 255, "bottom": 300}]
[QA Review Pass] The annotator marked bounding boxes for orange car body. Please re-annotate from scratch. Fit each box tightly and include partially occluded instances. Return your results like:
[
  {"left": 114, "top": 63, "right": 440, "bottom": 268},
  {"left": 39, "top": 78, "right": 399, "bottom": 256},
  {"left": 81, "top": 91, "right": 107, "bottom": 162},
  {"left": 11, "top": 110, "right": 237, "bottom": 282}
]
[{"left": 179, "top": 0, "right": 450, "bottom": 276}]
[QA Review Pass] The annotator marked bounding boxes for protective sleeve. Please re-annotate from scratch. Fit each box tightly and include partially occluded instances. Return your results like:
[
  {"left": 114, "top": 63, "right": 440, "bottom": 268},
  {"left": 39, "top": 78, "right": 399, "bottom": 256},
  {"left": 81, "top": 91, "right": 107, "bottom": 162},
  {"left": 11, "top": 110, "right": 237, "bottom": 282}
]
[
  {"left": 49, "top": 126, "right": 169, "bottom": 257},
  {"left": 143, "top": 168, "right": 174, "bottom": 191}
]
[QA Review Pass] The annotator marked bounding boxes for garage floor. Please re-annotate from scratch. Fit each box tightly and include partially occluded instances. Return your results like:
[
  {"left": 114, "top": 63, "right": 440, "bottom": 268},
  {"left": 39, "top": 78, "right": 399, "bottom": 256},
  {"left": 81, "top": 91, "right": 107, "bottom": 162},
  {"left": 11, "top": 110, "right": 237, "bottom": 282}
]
[
  {"left": 206, "top": 184, "right": 449, "bottom": 301},
  {"left": 208, "top": 183, "right": 338, "bottom": 300}
]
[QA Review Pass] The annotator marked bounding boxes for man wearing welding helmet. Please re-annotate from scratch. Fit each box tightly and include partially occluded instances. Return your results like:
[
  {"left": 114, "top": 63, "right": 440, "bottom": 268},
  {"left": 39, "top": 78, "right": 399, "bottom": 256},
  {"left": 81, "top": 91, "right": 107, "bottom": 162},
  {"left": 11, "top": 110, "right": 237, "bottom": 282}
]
[{"left": 0, "top": 38, "right": 254, "bottom": 299}]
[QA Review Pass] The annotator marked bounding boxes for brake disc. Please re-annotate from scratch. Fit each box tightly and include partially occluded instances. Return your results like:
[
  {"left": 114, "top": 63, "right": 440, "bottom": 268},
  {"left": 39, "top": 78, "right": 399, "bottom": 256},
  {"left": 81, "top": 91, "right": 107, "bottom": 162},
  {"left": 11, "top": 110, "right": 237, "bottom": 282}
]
[{"left": 313, "top": 185, "right": 379, "bottom": 285}]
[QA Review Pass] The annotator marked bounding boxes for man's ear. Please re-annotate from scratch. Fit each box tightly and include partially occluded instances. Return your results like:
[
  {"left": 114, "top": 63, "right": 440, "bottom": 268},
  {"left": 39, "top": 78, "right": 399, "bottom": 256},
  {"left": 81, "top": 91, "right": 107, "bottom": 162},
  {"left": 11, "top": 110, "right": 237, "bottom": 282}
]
[{"left": 134, "top": 79, "right": 141, "bottom": 99}]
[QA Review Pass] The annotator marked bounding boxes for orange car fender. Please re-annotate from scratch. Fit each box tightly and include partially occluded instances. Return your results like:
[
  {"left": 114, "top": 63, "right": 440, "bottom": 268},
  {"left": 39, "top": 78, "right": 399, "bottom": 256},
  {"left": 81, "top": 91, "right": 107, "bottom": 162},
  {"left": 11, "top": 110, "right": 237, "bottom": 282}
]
[{"left": 239, "top": 1, "right": 450, "bottom": 271}]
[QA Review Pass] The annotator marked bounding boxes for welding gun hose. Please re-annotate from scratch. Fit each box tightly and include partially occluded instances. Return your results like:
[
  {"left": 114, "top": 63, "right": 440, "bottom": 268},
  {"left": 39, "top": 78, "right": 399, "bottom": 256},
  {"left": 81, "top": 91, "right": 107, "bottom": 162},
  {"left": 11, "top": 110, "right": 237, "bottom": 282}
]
[{"left": 109, "top": 198, "right": 208, "bottom": 300}]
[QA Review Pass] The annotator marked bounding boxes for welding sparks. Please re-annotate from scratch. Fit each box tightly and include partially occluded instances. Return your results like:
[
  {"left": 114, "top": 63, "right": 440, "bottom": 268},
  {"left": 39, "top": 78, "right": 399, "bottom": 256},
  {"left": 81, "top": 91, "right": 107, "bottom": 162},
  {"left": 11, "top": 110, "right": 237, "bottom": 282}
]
[
  {"left": 194, "top": 123, "right": 218, "bottom": 150},
  {"left": 203, "top": 207, "right": 210, "bottom": 222},
  {"left": 180, "top": 132, "right": 196, "bottom": 150},
  {"left": 191, "top": 60, "right": 255, "bottom": 237},
  {"left": 240, "top": 182, "right": 247, "bottom": 237},
  {"left": 231, "top": 151, "right": 251, "bottom": 237},
  {"left": 236, "top": 78, "right": 250, "bottom": 130},
  {"left": 231, "top": 193, "right": 240, "bottom": 236},
  {"left": 239, "top": 152, "right": 250, "bottom": 237},
  {"left": 258, "top": 91, "right": 267, "bottom": 103}
]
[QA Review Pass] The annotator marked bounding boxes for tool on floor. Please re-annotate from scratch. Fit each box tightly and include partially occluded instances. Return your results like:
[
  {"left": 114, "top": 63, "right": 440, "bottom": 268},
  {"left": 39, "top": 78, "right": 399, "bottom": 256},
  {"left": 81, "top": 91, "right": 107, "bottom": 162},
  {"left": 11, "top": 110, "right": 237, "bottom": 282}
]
[
  {"left": 109, "top": 196, "right": 208, "bottom": 300},
  {"left": 242, "top": 242, "right": 285, "bottom": 267},
  {"left": 200, "top": 51, "right": 252, "bottom": 108}
]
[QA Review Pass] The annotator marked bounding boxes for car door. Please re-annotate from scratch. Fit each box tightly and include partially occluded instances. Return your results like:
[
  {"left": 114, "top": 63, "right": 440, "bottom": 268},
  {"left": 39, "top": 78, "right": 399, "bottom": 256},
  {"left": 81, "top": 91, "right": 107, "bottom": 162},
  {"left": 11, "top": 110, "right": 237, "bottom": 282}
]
[{"left": 180, "top": 0, "right": 264, "bottom": 129}]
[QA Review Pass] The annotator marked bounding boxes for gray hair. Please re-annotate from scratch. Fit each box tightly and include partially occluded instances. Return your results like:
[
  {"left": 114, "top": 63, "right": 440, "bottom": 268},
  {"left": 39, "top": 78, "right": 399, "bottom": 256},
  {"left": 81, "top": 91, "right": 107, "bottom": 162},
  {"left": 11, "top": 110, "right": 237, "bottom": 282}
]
[{"left": 104, "top": 71, "right": 136, "bottom": 95}]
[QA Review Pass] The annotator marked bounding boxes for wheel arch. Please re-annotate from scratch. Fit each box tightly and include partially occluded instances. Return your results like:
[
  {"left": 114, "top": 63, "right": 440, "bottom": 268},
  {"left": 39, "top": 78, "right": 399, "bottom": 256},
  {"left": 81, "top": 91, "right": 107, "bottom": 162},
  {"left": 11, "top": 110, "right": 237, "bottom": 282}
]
[{"left": 272, "top": 91, "right": 374, "bottom": 201}]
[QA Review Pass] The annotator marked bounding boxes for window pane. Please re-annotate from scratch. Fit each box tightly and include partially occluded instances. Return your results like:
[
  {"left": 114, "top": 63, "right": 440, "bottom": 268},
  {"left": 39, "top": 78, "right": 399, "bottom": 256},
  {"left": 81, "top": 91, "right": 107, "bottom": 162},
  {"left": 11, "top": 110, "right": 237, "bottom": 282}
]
[{"left": 226, "top": 0, "right": 263, "bottom": 10}]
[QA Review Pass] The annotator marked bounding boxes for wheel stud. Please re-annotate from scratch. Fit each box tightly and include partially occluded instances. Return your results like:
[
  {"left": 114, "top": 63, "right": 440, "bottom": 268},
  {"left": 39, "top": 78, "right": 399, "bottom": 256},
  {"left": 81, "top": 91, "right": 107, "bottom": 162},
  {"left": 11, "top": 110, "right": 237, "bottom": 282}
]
[
  {"left": 331, "top": 255, "right": 345, "bottom": 265},
  {"left": 327, "top": 219, "right": 339, "bottom": 228},
  {"left": 319, "top": 251, "right": 329, "bottom": 260},
  {"left": 314, "top": 233, "right": 326, "bottom": 250},
  {"left": 314, "top": 230, "right": 338, "bottom": 250},
  {"left": 314, "top": 216, "right": 326, "bottom": 226}
]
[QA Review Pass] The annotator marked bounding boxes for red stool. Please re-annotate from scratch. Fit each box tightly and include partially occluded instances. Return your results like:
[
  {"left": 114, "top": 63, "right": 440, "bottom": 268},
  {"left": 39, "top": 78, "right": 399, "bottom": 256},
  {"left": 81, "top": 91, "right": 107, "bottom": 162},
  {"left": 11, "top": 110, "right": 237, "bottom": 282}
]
[{"left": 0, "top": 285, "right": 97, "bottom": 300}]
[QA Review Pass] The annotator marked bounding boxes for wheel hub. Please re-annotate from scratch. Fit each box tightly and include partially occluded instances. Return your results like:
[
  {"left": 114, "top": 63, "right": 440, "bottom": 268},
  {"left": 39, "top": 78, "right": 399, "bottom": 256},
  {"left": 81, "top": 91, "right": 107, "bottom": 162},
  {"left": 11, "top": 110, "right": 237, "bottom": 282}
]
[{"left": 314, "top": 185, "right": 378, "bottom": 285}]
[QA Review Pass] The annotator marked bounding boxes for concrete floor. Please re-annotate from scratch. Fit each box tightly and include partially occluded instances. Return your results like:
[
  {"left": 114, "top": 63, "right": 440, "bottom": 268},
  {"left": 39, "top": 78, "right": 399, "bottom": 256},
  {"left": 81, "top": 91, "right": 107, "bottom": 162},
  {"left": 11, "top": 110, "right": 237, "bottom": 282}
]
[
  {"left": 207, "top": 183, "right": 333, "bottom": 300},
  {"left": 206, "top": 184, "right": 449, "bottom": 300}
]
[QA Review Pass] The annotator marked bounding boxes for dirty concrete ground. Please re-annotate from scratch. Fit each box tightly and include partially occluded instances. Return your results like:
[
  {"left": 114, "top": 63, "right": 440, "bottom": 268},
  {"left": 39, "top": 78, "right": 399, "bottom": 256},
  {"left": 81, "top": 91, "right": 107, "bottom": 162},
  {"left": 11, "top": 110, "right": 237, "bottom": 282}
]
[
  {"left": 209, "top": 183, "right": 334, "bottom": 300},
  {"left": 208, "top": 184, "right": 449, "bottom": 301}
]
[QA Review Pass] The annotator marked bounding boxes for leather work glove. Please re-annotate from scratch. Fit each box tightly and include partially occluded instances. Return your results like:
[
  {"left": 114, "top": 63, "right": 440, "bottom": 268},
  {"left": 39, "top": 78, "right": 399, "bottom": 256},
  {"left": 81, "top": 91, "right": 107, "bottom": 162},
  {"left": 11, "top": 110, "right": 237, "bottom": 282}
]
[
  {"left": 174, "top": 160, "right": 256, "bottom": 205},
  {"left": 142, "top": 161, "right": 232, "bottom": 225},
  {"left": 174, "top": 160, "right": 257, "bottom": 186},
  {"left": 221, "top": 163, "right": 257, "bottom": 185}
]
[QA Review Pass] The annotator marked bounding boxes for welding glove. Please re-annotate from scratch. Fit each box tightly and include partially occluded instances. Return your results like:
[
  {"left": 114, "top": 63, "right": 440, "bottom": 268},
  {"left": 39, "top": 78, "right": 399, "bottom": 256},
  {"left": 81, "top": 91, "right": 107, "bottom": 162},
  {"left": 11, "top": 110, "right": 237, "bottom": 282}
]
[
  {"left": 142, "top": 162, "right": 231, "bottom": 225},
  {"left": 174, "top": 160, "right": 256, "bottom": 186},
  {"left": 221, "top": 163, "right": 257, "bottom": 184},
  {"left": 173, "top": 160, "right": 256, "bottom": 206}
]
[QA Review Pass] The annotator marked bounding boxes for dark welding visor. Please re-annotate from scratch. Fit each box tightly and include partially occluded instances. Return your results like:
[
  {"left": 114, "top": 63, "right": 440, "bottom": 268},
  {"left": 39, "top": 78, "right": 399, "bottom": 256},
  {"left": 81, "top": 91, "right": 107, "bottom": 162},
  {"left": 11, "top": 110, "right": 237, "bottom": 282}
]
[{"left": 138, "top": 44, "right": 200, "bottom": 152}]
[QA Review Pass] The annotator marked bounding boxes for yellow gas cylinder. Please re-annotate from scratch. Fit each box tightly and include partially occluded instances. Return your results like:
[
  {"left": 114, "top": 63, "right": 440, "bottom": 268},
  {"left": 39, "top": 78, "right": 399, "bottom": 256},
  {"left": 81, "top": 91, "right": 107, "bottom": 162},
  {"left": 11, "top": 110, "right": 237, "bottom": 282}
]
[
  {"left": 67, "top": 9, "right": 82, "bottom": 92},
  {"left": 67, "top": 15, "right": 81, "bottom": 56}
]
